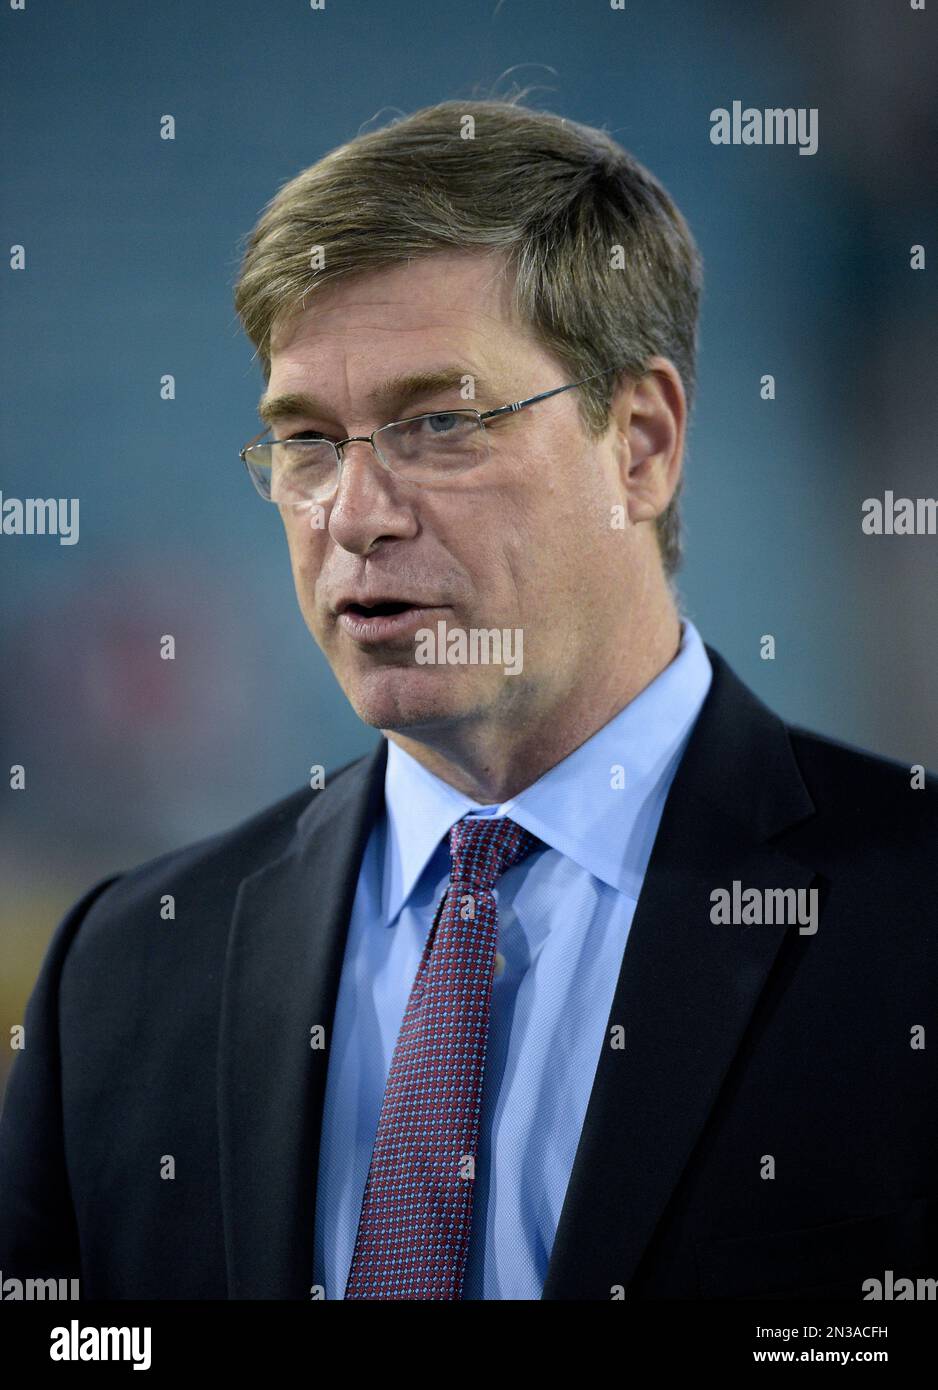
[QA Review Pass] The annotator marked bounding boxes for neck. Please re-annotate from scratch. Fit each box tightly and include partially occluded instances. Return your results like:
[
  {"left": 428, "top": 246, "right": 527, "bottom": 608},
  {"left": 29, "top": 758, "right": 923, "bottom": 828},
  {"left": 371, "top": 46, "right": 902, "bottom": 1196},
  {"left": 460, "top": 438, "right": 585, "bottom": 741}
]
[{"left": 385, "top": 595, "right": 683, "bottom": 804}]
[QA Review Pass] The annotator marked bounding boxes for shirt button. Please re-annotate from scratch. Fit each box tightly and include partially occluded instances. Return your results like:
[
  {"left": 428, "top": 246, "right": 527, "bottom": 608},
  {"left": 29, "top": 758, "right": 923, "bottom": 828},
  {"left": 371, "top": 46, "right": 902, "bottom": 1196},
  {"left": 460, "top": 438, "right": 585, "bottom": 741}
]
[{"left": 493, "top": 952, "right": 506, "bottom": 977}]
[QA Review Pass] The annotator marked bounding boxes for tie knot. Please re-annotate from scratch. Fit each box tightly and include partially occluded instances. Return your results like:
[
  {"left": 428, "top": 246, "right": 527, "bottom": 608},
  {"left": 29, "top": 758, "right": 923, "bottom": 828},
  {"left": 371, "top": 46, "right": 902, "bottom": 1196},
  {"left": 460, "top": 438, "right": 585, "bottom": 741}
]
[{"left": 447, "top": 814, "right": 541, "bottom": 891}]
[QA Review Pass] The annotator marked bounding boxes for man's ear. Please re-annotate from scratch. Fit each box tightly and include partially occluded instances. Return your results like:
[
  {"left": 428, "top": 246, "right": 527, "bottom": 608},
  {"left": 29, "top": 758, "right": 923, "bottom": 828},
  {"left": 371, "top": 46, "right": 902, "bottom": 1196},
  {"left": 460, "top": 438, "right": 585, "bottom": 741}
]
[{"left": 612, "top": 357, "right": 686, "bottom": 524}]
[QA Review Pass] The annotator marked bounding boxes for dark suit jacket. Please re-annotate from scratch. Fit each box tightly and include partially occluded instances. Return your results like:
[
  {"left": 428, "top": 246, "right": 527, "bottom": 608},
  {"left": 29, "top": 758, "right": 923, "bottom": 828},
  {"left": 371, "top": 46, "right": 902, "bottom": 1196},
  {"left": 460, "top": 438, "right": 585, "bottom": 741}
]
[{"left": 1, "top": 646, "right": 936, "bottom": 1300}]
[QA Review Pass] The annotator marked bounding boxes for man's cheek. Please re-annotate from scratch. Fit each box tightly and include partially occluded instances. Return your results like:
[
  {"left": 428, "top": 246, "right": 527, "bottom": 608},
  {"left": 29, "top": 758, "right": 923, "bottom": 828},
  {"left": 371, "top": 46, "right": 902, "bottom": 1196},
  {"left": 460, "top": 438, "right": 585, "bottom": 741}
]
[{"left": 283, "top": 519, "right": 324, "bottom": 580}]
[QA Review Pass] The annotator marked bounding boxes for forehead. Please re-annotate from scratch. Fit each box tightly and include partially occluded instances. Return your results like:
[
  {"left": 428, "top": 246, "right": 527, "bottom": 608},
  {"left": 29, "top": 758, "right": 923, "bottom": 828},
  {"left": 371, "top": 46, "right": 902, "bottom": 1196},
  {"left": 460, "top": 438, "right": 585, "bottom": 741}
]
[
  {"left": 261, "top": 252, "right": 549, "bottom": 429},
  {"left": 268, "top": 250, "right": 530, "bottom": 377}
]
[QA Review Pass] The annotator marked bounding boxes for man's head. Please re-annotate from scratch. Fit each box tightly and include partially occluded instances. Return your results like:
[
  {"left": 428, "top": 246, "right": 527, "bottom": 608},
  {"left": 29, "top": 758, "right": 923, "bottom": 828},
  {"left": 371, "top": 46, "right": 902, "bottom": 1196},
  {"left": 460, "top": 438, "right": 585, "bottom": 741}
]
[{"left": 233, "top": 99, "right": 702, "bottom": 762}]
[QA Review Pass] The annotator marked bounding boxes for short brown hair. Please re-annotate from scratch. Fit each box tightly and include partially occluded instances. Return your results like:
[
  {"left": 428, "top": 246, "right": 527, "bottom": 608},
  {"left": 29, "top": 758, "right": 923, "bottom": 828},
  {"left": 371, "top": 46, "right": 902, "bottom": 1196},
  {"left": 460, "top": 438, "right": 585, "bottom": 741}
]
[{"left": 233, "top": 97, "right": 703, "bottom": 576}]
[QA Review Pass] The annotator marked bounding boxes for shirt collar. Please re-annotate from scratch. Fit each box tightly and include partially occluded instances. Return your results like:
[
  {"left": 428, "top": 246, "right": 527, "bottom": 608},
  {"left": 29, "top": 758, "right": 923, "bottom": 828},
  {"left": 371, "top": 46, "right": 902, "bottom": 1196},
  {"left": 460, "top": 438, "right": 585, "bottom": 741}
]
[{"left": 381, "top": 617, "right": 712, "bottom": 926}]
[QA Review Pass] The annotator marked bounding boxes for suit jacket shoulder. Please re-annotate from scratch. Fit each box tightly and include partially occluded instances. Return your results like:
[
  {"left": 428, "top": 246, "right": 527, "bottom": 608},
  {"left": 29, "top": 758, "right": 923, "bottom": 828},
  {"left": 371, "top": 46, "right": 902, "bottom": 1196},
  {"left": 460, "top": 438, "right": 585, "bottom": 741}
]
[{"left": 62, "top": 754, "right": 377, "bottom": 955}]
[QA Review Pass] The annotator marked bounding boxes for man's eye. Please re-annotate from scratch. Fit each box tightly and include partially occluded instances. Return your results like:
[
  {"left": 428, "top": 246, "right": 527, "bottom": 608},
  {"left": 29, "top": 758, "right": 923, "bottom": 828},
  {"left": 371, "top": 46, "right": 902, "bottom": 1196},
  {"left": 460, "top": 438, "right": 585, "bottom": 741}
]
[
  {"left": 401, "top": 412, "right": 461, "bottom": 435},
  {"left": 284, "top": 431, "right": 334, "bottom": 443}
]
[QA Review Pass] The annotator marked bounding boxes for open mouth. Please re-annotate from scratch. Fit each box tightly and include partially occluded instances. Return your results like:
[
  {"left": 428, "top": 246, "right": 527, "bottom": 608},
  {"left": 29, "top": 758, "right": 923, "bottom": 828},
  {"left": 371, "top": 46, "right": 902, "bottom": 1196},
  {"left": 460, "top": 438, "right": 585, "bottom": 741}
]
[
  {"left": 344, "top": 601, "right": 416, "bottom": 617},
  {"left": 337, "top": 599, "right": 445, "bottom": 645}
]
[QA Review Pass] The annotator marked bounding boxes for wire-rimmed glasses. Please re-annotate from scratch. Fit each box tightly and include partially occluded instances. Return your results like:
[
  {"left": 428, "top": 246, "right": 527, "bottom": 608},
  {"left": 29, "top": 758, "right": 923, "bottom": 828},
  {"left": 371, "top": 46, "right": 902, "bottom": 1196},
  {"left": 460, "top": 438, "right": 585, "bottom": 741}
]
[{"left": 238, "top": 365, "right": 624, "bottom": 505}]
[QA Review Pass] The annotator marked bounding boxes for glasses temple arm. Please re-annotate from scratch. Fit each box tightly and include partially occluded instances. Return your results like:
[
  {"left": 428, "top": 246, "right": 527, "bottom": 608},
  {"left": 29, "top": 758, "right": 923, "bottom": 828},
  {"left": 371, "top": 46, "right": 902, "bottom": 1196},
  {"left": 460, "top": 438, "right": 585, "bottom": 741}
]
[{"left": 481, "top": 366, "right": 623, "bottom": 421}]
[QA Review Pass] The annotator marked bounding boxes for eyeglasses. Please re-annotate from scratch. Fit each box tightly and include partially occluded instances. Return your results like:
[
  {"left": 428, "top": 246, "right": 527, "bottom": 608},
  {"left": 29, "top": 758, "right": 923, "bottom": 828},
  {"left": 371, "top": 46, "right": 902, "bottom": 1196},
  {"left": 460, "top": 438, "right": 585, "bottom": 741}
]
[{"left": 238, "top": 365, "right": 624, "bottom": 505}]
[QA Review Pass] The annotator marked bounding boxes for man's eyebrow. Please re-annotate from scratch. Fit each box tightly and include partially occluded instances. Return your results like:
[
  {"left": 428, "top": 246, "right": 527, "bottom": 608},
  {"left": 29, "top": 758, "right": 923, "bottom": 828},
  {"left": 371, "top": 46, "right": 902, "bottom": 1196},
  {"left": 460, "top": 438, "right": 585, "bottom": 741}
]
[{"left": 257, "top": 367, "right": 498, "bottom": 429}]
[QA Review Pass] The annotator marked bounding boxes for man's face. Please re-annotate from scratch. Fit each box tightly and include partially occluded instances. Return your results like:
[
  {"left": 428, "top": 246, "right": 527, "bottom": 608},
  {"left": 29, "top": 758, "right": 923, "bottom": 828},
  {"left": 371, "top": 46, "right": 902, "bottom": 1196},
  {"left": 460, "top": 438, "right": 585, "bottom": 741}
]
[{"left": 264, "top": 251, "right": 646, "bottom": 738}]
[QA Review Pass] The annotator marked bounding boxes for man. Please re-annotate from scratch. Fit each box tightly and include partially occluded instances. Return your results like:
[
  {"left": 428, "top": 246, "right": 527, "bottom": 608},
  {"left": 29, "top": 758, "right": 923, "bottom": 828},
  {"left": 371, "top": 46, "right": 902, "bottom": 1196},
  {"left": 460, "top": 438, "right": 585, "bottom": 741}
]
[{"left": 1, "top": 99, "right": 936, "bottom": 1301}]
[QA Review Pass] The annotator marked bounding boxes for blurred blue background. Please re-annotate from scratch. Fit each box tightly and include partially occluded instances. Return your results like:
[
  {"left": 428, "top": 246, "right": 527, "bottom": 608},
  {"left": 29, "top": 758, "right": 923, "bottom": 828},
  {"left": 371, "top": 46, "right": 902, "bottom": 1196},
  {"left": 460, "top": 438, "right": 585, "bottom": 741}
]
[{"left": 2, "top": 0, "right": 936, "bottom": 1094}]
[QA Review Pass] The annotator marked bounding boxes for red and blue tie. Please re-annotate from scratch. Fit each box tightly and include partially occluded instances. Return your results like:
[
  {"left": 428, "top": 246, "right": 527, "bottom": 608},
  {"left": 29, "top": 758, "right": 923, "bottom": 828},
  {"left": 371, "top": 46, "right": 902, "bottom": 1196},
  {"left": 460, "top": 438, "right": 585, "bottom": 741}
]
[{"left": 344, "top": 814, "right": 541, "bottom": 1299}]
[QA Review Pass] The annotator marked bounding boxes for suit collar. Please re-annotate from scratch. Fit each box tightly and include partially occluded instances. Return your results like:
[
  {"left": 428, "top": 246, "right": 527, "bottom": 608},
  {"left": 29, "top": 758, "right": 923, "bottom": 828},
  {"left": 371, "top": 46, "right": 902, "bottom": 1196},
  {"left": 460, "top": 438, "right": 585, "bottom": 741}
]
[
  {"left": 218, "top": 644, "right": 817, "bottom": 1298},
  {"left": 218, "top": 741, "right": 387, "bottom": 1298},
  {"left": 541, "top": 645, "right": 817, "bottom": 1296},
  {"left": 684, "top": 644, "right": 816, "bottom": 841},
  {"left": 381, "top": 617, "right": 714, "bottom": 920}
]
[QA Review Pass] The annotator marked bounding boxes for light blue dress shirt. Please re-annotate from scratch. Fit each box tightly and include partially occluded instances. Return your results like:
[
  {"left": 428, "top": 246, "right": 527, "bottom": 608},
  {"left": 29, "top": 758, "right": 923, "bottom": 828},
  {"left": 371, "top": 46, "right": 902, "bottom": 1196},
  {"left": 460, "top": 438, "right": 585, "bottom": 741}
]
[{"left": 313, "top": 617, "right": 712, "bottom": 1299}]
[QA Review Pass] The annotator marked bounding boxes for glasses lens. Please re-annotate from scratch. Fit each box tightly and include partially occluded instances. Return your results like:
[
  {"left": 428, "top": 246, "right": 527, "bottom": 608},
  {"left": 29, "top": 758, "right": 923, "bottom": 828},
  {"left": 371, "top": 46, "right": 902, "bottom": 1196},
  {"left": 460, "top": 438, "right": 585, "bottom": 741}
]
[
  {"left": 244, "top": 441, "right": 338, "bottom": 503},
  {"left": 376, "top": 411, "right": 489, "bottom": 479}
]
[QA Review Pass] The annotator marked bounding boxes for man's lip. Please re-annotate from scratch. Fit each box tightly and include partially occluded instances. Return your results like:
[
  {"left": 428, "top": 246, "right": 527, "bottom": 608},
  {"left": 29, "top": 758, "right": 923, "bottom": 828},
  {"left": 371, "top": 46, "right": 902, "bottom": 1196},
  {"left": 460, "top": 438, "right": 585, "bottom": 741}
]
[{"left": 336, "top": 604, "right": 450, "bottom": 645}]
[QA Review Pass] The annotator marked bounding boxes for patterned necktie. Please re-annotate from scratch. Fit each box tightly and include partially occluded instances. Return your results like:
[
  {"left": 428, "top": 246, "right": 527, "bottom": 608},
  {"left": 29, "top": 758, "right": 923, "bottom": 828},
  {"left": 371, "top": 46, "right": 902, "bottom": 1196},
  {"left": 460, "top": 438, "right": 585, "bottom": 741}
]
[{"left": 344, "top": 814, "right": 541, "bottom": 1300}]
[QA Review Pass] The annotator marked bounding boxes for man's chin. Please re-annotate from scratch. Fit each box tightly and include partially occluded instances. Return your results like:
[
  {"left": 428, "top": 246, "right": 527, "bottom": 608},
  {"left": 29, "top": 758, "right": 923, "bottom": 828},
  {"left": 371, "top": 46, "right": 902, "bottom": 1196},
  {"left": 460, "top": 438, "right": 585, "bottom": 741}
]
[{"left": 343, "top": 664, "right": 481, "bottom": 732}]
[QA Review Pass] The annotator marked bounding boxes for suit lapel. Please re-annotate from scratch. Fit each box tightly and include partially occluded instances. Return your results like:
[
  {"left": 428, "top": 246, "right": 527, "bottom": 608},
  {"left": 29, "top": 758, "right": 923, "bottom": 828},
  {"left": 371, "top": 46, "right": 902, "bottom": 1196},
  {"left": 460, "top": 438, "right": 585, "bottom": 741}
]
[
  {"left": 541, "top": 648, "right": 819, "bottom": 1298},
  {"left": 218, "top": 739, "right": 388, "bottom": 1298}
]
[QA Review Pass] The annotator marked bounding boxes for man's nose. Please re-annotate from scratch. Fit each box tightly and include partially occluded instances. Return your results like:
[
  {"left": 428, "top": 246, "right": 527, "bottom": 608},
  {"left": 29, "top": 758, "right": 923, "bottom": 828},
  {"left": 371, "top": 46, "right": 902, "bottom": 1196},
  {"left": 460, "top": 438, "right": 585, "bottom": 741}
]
[{"left": 327, "top": 439, "right": 419, "bottom": 555}]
